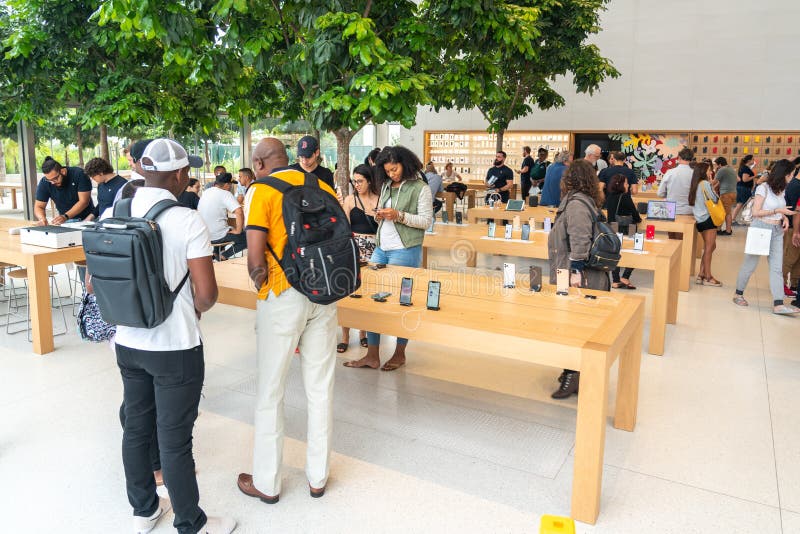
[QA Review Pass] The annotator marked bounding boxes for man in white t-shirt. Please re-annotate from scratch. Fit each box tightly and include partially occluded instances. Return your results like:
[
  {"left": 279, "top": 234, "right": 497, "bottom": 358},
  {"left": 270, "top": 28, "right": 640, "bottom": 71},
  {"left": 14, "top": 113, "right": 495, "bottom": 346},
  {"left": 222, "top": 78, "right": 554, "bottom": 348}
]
[
  {"left": 197, "top": 172, "right": 246, "bottom": 260},
  {"left": 111, "top": 138, "right": 235, "bottom": 534},
  {"left": 658, "top": 147, "right": 695, "bottom": 216}
]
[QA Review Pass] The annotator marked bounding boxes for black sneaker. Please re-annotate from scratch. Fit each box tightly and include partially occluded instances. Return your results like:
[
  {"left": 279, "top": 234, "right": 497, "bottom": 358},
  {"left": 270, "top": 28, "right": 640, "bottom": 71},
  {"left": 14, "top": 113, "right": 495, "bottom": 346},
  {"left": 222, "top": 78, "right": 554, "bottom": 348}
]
[{"left": 551, "top": 371, "right": 579, "bottom": 399}]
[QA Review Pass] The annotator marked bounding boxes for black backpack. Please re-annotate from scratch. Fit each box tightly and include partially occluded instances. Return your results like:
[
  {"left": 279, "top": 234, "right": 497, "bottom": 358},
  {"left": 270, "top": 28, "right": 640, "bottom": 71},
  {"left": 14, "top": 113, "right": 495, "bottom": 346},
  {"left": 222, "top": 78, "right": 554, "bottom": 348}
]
[
  {"left": 564, "top": 195, "right": 621, "bottom": 272},
  {"left": 444, "top": 181, "right": 468, "bottom": 199},
  {"left": 253, "top": 172, "right": 360, "bottom": 304},
  {"left": 81, "top": 198, "right": 189, "bottom": 328}
]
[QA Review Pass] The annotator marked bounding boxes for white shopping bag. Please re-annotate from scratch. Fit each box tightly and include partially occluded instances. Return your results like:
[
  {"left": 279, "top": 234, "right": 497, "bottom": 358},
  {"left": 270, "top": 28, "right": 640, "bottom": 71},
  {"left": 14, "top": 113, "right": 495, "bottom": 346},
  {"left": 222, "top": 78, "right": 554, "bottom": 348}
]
[{"left": 744, "top": 226, "right": 772, "bottom": 256}]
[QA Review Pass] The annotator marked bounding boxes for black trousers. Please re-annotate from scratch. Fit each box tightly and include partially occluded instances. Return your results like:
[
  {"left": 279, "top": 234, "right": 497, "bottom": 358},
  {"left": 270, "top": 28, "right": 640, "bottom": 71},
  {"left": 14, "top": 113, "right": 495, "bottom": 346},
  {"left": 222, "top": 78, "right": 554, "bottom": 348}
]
[
  {"left": 212, "top": 232, "right": 247, "bottom": 259},
  {"left": 612, "top": 267, "right": 634, "bottom": 283},
  {"left": 117, "top": 343, "right": 207, "bottom": 534},
  {"left": 119, "top": 403, "right": 160, "bottom": 472},
  {"left": 521, "top": 178, "right": 532, "bottom": 200}
]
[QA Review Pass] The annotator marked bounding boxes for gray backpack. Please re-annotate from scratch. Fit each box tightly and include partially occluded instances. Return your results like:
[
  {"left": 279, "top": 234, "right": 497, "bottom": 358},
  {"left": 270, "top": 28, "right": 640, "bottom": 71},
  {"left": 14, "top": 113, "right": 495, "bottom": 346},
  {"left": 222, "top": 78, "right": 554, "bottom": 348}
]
[{"left": 81, "top": 198, "right": 189, "bottom": 328}]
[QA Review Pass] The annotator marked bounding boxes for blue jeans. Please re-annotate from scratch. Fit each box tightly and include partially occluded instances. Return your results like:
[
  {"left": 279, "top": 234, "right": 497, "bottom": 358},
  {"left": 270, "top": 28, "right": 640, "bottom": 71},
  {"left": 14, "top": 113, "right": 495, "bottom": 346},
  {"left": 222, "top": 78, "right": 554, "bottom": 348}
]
[{"left": 368, "top": 245, "right": 422, "bottom": 346}]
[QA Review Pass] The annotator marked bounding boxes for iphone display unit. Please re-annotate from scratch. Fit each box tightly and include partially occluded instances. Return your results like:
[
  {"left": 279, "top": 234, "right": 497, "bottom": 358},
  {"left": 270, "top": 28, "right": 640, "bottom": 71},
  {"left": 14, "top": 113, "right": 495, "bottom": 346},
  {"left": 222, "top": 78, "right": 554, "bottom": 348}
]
[
  {"left": 543, "top": 217, "right": 552, "bottom": 232},
  {"left": 521, "top": 223, "right": 531, "bottom": 241},
  {"left": 399, "top": 277, "right": 413, "bottom": 306},
  {"left": 556, "top": 268, "right": 569, "bottom": 295},
  {"left": 504, "top": 223, "right": 513, "bottom": 239},
  {"left": 455, "top": 211, "right": 463, "bottom": 225},
  {"left": 529, "top": 266, "right": 542, "bottom": 292},
  {"left": 488, "top": 221, "right": 496, "bottom": 237},
  {"left": 616, "top": 232, "right": 624, "bottom": 245},
  {"left": 633, "top": 232, "right": 645, "bottom": 251},
  {"left": 503, "top": 262, "right": 516, "bottom": 288},
  {"left": 645, "top": 224, "right": 655, "bottom": 240},
  {"left": 441, "top": 210, "right": 449, "bottom": 224},
  {"left": 426, "top": 280, "right": 441, "bottom": 311}
]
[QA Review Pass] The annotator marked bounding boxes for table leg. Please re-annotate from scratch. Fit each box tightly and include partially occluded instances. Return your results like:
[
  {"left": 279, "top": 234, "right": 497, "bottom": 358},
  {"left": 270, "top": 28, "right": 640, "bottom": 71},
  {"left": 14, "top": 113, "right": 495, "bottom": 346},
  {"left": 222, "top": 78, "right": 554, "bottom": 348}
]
[
  {"left": 446, "top": 193, "right": 455, "bottom": 222},
  {"left": 614, "top": 311, "right": 643, "bottom": 431},
  {"left": 28, "top": 260, "right": 55, "bottom": 354},
  {"left": 679, "top": 231, "right": 694, "bottom": 292},
  {"left": 571, "top": 348, "right": 610, "bottom": 525},
  {"left": 648, "top": 256, "right": 669, "bottom": 355},
  {"left": 422, "top": 246, "right": 428, "bottom": 269},
  {"left": 11, "top": 189, "right": 17, "bottom": 210},
  {"left": 668, "top": 253, "right": 679, "bottom": 324}
]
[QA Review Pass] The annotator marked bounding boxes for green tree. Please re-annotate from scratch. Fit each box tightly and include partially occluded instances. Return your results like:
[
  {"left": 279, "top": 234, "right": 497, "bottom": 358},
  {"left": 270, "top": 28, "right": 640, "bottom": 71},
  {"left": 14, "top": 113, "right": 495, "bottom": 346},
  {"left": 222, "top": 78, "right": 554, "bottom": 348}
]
[{"left": 423, "top": 0, "right": 619, "bottom": 151}]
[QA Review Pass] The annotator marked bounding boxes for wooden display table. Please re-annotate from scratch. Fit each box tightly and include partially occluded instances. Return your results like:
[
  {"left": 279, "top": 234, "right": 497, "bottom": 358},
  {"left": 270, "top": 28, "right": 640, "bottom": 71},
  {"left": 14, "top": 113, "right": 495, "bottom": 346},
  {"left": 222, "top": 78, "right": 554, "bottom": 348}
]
[
  {"left": 0, "top": 182, "right": 23, "bottom": 210},
  {"left": 457, "top": 180, "right": 518, "bottom": 200},
  {"left": 468, "top": 204, "right": 697, "bottom": 292},
  {"left": 213, "top": 261, "right": 645, "bottom": 525},
  {"left": 631, "top": 190, "right": 661, "bottom": 202},
  {"left": 0, "top": 217, "right": 85, "bottom": 354},
  {"left": 421, "top": 223, "right": 679, "bottom": 356},
  {"left": 436, "top": 189, "right": 476, "bottom": 221}
]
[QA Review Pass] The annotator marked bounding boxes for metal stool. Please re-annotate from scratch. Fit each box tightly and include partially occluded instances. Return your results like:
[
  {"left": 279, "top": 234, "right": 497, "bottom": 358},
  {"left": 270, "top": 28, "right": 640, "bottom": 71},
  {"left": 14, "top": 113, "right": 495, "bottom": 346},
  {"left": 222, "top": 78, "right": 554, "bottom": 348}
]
[
  {"left": 4, "top": 268, "right": 69, "bottom": 341},
  {"left": 69, "top": 259, "right": 88, "bottom": 316},
  {"left": 212, "top": 241, "right": 235, "bottom": 261}
]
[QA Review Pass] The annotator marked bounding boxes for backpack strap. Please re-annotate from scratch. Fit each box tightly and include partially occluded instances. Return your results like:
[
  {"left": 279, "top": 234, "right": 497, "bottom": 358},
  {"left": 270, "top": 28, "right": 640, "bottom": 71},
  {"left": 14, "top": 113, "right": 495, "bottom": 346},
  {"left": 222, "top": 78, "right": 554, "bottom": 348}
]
[
  {"left": 253, "top": 176, "right": 292, "bottom": 194},
  {"left": 142, "top": 198, "right": 191, "bottom": 297},
  {"left": 114, "top": 198, "right": 132, "bottom": 217}
]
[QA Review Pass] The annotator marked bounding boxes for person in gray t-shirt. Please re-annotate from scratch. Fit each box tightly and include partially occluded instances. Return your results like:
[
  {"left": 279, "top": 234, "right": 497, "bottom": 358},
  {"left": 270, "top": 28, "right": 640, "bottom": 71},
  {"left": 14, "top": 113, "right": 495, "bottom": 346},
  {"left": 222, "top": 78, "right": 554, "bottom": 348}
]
[
  {"left": 658, "top": 148, "right": 695, "bottom": 216},
  {"left": 713, "top": 156, "right": 737, "bottom": 234}
]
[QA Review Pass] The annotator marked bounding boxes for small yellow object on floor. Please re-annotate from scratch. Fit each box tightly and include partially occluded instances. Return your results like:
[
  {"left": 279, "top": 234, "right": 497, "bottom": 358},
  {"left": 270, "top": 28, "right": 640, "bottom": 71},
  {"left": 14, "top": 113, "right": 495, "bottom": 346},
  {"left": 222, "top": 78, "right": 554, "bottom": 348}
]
[{"left": 540, "top": 514, "right": 575, "bottom": 534}]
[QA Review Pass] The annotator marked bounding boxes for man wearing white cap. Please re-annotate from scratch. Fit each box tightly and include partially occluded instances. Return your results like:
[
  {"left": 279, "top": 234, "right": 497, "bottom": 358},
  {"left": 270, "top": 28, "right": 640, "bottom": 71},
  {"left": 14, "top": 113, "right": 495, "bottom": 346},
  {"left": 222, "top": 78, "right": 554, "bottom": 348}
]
[{"left": 113, "top": 138, "right": 236, "bottom": 534}]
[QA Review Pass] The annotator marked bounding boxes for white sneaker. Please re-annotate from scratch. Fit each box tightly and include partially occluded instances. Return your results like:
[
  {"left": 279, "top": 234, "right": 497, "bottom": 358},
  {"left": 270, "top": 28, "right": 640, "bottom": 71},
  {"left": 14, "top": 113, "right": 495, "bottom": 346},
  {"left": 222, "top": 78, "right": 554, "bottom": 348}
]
[
  {"left": 133, "top": 497, "right": 172, "bottom": 533},
  {"left": 202, "top": 516, "right": 237, "bottom": 533},
  {"left": 774, "top": 304, "right": 800, "bottom": 315}
]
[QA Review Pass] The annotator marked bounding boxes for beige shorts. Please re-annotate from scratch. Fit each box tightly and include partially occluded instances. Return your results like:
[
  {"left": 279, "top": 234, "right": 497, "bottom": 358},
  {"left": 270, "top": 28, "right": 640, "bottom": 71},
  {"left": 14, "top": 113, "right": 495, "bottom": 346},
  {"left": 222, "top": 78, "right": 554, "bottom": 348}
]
[{"left": 720, "top": 192, "right": 736, "bottom": 215}]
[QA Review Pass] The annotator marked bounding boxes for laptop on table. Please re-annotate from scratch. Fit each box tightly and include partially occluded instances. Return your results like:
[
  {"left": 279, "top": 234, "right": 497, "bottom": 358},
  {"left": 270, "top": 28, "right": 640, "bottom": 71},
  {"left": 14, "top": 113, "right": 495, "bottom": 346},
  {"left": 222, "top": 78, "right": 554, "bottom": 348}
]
[{"left": 646, "top": 200, "right": 676, "bottom": 221}]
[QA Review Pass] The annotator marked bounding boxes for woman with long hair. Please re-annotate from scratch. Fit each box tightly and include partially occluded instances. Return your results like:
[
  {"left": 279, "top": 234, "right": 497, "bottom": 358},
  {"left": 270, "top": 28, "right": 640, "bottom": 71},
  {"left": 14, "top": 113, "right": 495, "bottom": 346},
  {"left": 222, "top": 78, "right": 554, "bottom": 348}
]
[
  {"left": 338, "top": 164, "right": 380, "bottom": 353},
  {"left": 688, "top": 162, "right": 722, "bottom": 286},
  {"left": 732, "top": 154, "right": 757, "bottom": 223},
  {"left": 605, "top": 174, "right": 641, "bottom": 289},
  {"left": 732, "top": 159, "right": 800, "bottom": 314},
  {"left": 343, "top": 146, "right": 433, "bottom": 371},
  {"left": 548, "top": 159, "right": 608, "bottom": 399}
]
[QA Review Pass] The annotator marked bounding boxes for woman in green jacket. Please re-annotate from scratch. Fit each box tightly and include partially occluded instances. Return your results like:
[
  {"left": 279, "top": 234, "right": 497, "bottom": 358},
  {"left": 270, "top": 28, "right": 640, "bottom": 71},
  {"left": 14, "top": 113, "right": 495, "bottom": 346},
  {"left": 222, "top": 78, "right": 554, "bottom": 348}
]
[{"left": 344, "top": 146, "right": 434, "bottom": 371}]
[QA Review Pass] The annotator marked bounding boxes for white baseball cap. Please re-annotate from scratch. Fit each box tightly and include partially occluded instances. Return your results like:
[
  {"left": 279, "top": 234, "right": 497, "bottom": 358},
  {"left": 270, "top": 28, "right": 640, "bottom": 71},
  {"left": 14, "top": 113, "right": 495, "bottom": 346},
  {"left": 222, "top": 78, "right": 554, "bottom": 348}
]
[{"left": 140, "top": 138, "right": 203, "bottom": 172}]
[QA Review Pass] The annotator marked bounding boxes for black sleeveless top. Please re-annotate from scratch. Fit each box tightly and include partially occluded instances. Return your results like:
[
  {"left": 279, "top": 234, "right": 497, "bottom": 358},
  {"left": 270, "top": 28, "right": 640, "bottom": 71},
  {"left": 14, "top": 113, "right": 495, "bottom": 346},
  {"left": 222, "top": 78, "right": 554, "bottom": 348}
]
[{"left": 349, "top": 195, "right": 377, "bottom": 235}]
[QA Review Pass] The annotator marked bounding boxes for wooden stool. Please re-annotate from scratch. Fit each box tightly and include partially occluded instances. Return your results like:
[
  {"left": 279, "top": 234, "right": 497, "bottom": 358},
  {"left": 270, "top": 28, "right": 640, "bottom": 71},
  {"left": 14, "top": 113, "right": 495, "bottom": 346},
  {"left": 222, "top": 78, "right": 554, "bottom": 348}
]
[
  {"left": 70, "top": 259, "right": 88, "bottom": 316},
  {"left": 4, "top": 268, "right": 69, "bottom": 341}
]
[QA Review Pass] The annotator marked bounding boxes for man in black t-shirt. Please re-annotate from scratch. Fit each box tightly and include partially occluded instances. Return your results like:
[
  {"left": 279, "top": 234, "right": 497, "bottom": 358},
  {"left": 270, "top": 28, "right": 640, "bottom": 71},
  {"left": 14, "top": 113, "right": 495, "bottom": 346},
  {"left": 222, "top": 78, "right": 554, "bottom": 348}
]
[
  {"left": 485, "top": 151, "right": 514, "bottom": 203},
  {"left": 34, "top": 157, "right": 95, "bottom": 225},
  {"left": 515, "top": 146, "right": 535, "bottom": 200},
  {"left": 783, "top": 170, "right": 800, "bottom": 296},
  {"left": 598, "top": 151, "right": 638, "bottom": 194},
  {"left": 289, "top": 135, "right": 335, "bottom": 190}
]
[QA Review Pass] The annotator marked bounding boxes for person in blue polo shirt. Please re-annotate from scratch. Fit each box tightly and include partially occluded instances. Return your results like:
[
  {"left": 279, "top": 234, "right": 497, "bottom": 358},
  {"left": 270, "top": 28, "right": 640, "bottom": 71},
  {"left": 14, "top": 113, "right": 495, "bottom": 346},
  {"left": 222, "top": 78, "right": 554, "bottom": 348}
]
[
  {"left": 34, "top": 156, "right": 94, "bottom": 225},
  {"left": 83, "top": 157, "right": 128, "bottom": 220}
]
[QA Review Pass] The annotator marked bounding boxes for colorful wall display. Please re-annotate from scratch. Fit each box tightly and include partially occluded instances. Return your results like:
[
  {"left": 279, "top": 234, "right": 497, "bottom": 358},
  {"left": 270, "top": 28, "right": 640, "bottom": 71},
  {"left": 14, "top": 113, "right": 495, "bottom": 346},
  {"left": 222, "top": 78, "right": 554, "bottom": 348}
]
[{"left": 607, "top": 133, "right": 689, "bottom": 182}]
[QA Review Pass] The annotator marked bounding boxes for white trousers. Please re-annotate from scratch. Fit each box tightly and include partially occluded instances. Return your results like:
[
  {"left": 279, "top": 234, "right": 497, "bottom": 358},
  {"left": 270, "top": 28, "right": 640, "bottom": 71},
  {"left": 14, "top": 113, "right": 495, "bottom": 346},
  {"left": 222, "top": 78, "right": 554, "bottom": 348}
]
[{"left": 252, "top": 287, "right": 338, "bottom": 495}]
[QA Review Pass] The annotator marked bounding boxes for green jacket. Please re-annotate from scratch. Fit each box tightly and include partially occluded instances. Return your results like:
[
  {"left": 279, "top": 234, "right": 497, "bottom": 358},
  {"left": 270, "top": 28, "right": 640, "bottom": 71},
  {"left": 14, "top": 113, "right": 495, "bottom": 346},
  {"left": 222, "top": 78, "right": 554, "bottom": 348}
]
[{"left": 375, "top": 178, "right": 433, "bottom": 249}]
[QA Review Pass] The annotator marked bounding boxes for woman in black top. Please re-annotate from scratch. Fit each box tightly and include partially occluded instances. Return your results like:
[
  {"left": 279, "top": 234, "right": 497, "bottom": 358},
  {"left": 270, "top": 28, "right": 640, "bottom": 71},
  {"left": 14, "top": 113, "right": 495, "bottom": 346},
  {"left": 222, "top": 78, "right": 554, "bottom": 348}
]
[
  {"left": 605, "top": 174, "right": 642, "bottom": 289},
  {"left": 732, "top": 154, "right": 757, "bottom": 223},
  {"left": 338, "top": 164, "right": 380, "bottom": 352},
  {"left": 177, "top": 178, "right": 201, "bottom": 209}
]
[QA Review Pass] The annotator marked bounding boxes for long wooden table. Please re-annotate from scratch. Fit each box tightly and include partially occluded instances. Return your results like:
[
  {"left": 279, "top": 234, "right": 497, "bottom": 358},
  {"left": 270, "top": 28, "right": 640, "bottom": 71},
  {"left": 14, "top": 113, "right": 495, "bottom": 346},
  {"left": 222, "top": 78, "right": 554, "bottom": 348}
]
[
  {"left": 421, "top": 222, "right": 679, "bottom": 356},
  {"left": 213, "top": 261, "right": 645, "bottom": 525},
  {"left": 467, "top": 204, "right": 697, "bottom": 292},
  {"left": 436, "top": 189, "right": 476, "bottom": 221},
  {"left": 0, "top": 217, "right": 85, "bottom": 354}
]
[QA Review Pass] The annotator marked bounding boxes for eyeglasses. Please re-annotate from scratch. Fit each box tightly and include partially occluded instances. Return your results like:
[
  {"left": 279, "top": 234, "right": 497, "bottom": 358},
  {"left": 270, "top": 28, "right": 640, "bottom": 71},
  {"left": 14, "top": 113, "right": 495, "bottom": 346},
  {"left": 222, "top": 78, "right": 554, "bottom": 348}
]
[{"left": 351, "top": 179, "right": 367, "bottom": 185}]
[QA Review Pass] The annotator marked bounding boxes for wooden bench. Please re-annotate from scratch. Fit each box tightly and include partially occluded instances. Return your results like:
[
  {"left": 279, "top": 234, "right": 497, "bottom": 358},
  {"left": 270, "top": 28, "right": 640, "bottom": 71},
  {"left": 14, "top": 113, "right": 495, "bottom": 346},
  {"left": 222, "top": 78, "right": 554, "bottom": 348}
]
[
  {"left": 421, "top": 222, "right": 679, "bottom": 356},
  {"left": 212, "top": 261, "right": 645, "bottom": 525}
]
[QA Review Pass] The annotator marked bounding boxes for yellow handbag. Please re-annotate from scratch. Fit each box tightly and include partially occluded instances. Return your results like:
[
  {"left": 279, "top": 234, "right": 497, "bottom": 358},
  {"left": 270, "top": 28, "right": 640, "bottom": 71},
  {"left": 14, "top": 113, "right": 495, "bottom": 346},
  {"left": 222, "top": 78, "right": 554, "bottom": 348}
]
[{"left": 702, "top": 184, "right": 725, "bottom": 227}]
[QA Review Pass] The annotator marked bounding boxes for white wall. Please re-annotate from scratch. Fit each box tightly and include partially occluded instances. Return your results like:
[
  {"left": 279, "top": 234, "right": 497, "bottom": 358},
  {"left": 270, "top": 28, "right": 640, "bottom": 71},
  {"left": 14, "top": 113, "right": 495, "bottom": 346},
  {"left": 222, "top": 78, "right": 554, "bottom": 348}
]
[{"left": 401, "top": 0, "right": 800, "bottom": 155}]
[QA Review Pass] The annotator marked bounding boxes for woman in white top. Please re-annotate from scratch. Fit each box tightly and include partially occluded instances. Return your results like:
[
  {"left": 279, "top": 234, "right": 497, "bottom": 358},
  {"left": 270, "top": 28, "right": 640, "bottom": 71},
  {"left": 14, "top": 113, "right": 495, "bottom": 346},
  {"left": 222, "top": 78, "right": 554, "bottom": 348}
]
[
  {"left": 441, "top": 161, "right": 462, "bottom": 182},
  {"left": 733, "top": 159, "right": 799, "bottom": 314}
]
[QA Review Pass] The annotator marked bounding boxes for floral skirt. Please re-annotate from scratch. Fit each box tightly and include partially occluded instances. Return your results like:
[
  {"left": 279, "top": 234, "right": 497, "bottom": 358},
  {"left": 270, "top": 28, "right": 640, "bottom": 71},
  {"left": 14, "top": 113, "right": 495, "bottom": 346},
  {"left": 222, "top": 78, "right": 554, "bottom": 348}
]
[{"left": 354, "top": 233, "right": 377, "bottom": 263}]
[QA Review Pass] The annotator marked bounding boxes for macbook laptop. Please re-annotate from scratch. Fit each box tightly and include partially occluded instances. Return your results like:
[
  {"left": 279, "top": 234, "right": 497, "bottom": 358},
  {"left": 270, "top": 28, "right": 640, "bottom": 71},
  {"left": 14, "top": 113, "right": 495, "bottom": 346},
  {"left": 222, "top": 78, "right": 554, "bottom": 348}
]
[{"left": 646, "top": 200, "right": 676, "bottom": 221}]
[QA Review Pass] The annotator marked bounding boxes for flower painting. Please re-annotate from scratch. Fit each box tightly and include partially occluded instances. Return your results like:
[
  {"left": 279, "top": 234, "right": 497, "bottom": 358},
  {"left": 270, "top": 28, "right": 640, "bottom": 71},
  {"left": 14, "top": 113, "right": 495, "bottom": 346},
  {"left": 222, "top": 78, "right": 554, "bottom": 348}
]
[{"left": 608, "top": 133, "right": 689, "bottom": 181}]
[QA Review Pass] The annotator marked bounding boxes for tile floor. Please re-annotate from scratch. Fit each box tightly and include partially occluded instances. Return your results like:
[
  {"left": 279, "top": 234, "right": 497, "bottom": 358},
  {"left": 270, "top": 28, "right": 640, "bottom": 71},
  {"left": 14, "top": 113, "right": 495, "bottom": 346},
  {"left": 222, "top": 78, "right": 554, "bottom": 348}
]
[{"left": 0, "top": 225, "right": 798, "bottom": 533}]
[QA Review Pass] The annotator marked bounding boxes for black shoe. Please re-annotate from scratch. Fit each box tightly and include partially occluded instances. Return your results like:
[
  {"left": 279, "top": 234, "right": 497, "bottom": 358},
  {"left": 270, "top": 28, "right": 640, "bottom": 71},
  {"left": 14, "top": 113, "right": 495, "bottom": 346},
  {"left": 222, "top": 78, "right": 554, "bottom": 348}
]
[
  {"left": 717, "top": 230, "right": 732, "bottom": 236},
  {"left": 557, "top": 369, "right": 568, "bottom": 383},
  {"left": 551, "top": 371, "right": 579, "bottom": 399}
]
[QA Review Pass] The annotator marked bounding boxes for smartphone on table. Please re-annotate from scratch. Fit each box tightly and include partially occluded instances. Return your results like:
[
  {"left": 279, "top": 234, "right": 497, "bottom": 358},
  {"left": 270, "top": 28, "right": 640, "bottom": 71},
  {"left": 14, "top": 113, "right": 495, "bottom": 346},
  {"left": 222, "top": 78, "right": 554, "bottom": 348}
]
[
  {"left": 426, "top": 280, "right": 441, "bottom": 310},
  {"left": 399, "top": 277, "right": 413, "bottom": 306}
]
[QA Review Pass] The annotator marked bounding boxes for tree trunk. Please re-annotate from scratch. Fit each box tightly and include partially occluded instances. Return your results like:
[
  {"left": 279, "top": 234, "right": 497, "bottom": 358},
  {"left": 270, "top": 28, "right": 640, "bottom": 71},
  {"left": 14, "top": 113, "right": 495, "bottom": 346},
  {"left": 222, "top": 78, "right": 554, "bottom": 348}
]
[
  {"left": 0, "top": 139, "right": 6, "bottom": 180},
  {"left": 100, "top": 124, "right": 110, "bottom": 162},
  {"left": 333, "top": 127, "right": 359, "bottom": 194},
  {"left": 495, "top": 130, "right": 505, "bottom": 153},
  {"left": 64, "top": 148, "right": 70, "bottom": 167},
  {"left": 76, "top": 127, "right": 85, "bottom": 167},
  {"left": 204, "top": 140, "right": 210, "bottom": 174}
]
